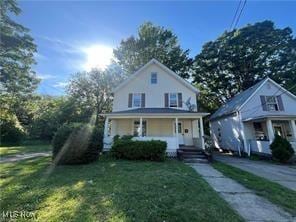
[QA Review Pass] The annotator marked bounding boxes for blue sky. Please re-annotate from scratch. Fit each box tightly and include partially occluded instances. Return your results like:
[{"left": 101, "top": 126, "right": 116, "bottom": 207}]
[{"left": 17, "top": 1, "right": 296, "bottom": 95}]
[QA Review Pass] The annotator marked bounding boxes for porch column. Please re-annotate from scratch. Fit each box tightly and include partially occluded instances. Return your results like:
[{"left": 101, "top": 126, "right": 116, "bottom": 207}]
[
  {"left": 139, "top": 117, "right": 143, "bottom": 137},
  {"left": 290, "top": 120, "right": 296, "bottom": 141},
  {"left": 175, "top": 118, "right": 179, "bottom": 148},
  {"left": 104, "top": 117, "right": 109, "bottom": 138},
  {"left": 199, "top": 117, "right": 205, "bottom": 150},
  {"left": 266, "top": 119, "right": 274, "bottom": 143}
]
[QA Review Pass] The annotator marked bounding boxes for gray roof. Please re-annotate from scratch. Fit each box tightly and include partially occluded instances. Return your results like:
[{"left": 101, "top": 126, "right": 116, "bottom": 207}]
[
  {"left": 210, "top": 78, "right": 267, "bottom": 120},
  {"left": 110, "top": 108, "right": 199, "bottom": 114}
]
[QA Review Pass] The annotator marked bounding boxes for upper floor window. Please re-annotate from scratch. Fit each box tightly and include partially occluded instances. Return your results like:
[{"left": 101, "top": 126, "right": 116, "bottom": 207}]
[
  {"left": 169, "top": 93, "right": 177, "bottom": 107},
  {"left": 133, "top": 93, "right": 142, "bottom": 107},
  {"left": 266, "top": 96, "right": 278, "bottom": 111},
  {"left": 151, "top": 72, "right": 157, "bottom": 84}
]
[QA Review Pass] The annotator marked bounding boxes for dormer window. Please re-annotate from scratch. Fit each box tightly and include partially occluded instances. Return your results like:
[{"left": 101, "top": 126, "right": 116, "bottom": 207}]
[
  {"left": 266, "top": 96, "right": 278, "bottom": 111},
  {"left": 151, "top": 72, "right": 157, "bottom": 84}
]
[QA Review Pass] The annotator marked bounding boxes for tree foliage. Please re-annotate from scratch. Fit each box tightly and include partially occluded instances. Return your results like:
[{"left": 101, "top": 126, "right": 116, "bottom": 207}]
[
  {"left": 0, "top": 0, "right": 39, "bottom": 97},
  {"left": 67, "top": 65, "right": 126, "bottom": 123},
  {"left": 114, "top": 22, "right": 192, "bottom": 78},
  {"left": 193, "top": 21, "right": 296, "bottom": 111}
]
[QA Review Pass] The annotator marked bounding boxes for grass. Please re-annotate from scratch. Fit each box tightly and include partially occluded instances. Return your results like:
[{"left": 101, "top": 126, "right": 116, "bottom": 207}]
[
  {"left": 0, "top": 144, "right": 51, "bottom": 157},
  {"left": 0, "top": 156, "right": 243, "bottom": 222},
  {"left": 212, "top": 161, "right": 296, "bottom": 216}
]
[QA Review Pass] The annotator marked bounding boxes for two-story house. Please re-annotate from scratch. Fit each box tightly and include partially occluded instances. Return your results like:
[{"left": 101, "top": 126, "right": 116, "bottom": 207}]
[
  {"left": 103, "top": 59, "right": 209, "bottom": 156},
  {"left": 210, "top": 77, "right": 296, "bottom": 156}
]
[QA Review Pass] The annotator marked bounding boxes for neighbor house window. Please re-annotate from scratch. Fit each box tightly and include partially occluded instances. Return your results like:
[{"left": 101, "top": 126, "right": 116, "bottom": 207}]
[
  {"left": 133, "top": 120, "right": 147, "bottom": 136},
  {"left": 253, "top": 122, "right": 266, "bottom": 140},
  {"left": 169, "top": 93, "right": 177, "bottom": 107},
  {"left": 266, "top": 96, "right": 278, "bottom": 111},
  {"left": 133, "top": 93, "right": 141, "bottom": 107},
  {"left": 151, "top": 72, "right": 157, "bottom": 84}
]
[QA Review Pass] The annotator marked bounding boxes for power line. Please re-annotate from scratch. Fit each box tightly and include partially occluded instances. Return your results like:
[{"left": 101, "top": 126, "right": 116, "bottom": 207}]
[
  {"left": 229, "top": 0, "right": 243, "bottom": 30},
  {"left": 233, "top": 0, "right": 247, "bottom": 30}
]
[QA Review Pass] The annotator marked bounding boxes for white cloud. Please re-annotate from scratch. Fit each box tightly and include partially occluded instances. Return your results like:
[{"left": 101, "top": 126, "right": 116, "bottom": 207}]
[
  {"left": 53, "top": 81, "right": 68, "bottom": 89},
  {"left": 37, "top": 73, "right": 56, "bottom": 80}
]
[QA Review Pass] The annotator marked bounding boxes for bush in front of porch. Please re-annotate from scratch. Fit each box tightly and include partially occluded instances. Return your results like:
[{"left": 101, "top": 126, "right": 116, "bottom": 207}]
[
  {"left": 111, "top": 136, "right": 166, "bottom": 161},
  {"left": 270, "top": 135, "right": 294, "bottom": 163}
]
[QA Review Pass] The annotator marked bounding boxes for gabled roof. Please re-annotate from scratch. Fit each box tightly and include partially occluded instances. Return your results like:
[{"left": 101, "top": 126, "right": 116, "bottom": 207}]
[
  {"left": 113, "top": 59, "right": 199, "bottom": 94},
  {"left": 209, "top": 77, "right": 296, "bottom": 121}
]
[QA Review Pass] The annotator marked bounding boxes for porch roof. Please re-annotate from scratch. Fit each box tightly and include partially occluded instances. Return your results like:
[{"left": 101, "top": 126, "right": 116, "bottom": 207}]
[
  {"left": 243, "top": 114, "right": 296, "bottom": 122},
  {"left": 102, "top": 108, "right": 209, "bottom": 118}
]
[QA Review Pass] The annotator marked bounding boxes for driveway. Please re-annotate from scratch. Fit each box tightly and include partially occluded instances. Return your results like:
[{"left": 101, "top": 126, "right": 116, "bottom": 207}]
[
  {"left": 214, "top": 153, "right": 296, "bottom": 191},
  {"left": 0, "top": 152, "right": 51, "bottom": 163}
]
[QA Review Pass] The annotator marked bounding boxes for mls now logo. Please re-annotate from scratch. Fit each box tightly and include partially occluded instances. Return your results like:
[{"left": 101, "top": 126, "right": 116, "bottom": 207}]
[{"left": 2, "top": 211, "right": 36, "bottom": 220}]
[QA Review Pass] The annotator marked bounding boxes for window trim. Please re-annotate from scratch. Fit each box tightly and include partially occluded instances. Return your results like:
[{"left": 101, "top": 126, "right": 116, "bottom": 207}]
[
  {"left": 265, "top": 96, "right": 279, "bottom": 111},
  {"left": 169, "top": 93, "right": 178, "bottom": 107},
  {"left": 151, "top": 72, "right": 157, "bottom": 84},
  {"left": 132, "top": 93, "right": 142, "bottom": 108}
]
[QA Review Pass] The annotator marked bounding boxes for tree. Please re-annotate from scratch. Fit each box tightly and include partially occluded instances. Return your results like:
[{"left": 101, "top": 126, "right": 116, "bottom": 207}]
[
  {"left": 193, "top": 21, "right": 296, "bottom": 111},
  {"left": 67, "top": 65, "right": 125, "bottom": 124},
  {"left": 114, "top": 22, "right": 192, "bottom": 78}
]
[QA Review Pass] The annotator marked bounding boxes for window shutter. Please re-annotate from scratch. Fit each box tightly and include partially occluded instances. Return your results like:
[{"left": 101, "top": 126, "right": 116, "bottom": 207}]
[
  {"left": 164, "top": 93, "right": 169, "bottom": 107},
  {"left": 178, "top": 93, "right": 182, "bottom": 107},
  {"left": 260, "top": 96, "right": 267, "bottom": 111},
  {"left": 141, "top": 93, "right": 145, "bottom": 108},
  {"left": 128, "top": 93, "right": 133, "bottom": 108},
  {"left": 276, "top": 95, "right": 284, "bottom": 111}
]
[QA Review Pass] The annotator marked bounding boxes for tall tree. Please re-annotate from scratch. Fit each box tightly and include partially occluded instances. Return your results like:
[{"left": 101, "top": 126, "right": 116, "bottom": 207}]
[
  {"left": 0, "top": 0, "right": 39, "bottom": 122},
  {"left": 193, "top": 21, "right": 296, "bottom": 111},
  {"left": 114, "top": 22, "right": 192, "bottom": 78},
  {"left": 67, "top": 65, "right": 126, "bottom": 124}
]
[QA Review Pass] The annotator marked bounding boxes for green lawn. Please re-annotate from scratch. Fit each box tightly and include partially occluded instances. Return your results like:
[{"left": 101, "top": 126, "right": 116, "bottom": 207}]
[
  {"left": 0, "top": 156, "right": 243, "bottom": 222},
  {"left": 0, "top": 144, "right": 51, "bottom": 157},
  {"left": 213, "top": 161, "right": 296, "bottom": 216}
]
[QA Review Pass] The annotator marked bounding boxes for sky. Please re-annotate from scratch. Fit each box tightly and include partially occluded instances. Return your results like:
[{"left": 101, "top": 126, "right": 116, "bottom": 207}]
[{"left": 16, "top": 0, "right": 296, "bottom": 96}]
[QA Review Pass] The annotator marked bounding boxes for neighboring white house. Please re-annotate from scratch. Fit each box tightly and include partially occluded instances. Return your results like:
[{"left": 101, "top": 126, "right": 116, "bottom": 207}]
[
  {"left": 210, "top": 77, "right": 296, "bottom": 155},
  {"left": 102, "top": 59, "right": 209, "bottom": 156}
]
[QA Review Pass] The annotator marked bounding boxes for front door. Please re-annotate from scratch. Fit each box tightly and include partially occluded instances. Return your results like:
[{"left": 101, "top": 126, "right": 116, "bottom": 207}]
[{"left": 178, "top": 121, "right": 184, "bottom": 145}]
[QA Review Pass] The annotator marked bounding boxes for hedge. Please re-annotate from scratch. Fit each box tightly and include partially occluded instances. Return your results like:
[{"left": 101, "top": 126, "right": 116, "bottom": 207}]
[
  {"left": 52, "top": 122, "right": 103, "bottom": 165},
  {"left": 270, "top": 134, "right": 294, "bottom": 163},
  {"left": 111, "top": 138, "right": 166, "bottom": 161}
]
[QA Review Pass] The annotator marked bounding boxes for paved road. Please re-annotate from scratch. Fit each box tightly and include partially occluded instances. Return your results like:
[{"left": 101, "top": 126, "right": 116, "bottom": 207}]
[
  {"left": 189, "top": 163, "right": 295, "bottom": 222},
  {"left": 0, "top": 152, "right": 51, "bottom": 163},
  {"left": 214, "top": 153, "right": 296, "bottom": 191}
]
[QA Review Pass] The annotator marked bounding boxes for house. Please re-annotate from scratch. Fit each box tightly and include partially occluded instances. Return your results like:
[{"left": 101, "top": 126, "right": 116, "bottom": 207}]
[
  {"left": 210, "top": 77, "right": 296, "bottom": 156},
  {"left": 102, "top": 59, "right": 209, "bottom": 156}
]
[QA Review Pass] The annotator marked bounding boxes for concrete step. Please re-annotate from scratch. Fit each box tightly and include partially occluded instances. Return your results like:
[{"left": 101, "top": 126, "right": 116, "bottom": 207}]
[
  {"left": 184, "top": 158, "right": 209, "bottom": 163},
  {"left": 182, "top": 154, "right": 207, "bottom": 159}
]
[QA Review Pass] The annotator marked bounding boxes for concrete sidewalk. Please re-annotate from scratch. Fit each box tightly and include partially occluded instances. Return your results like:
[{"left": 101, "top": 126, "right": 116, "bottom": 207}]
[
  {"left": 0, "top": 152, "right": 51, "bottom": 163},
  {"left": 214, "top": 153, "right": 296, "bottom": 191},
  {"left": 189, "top": 163, "right": 295, "bottom": 222}
]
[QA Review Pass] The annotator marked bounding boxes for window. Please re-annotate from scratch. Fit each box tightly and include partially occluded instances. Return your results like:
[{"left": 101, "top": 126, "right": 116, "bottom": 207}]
[
  {"left": 169, "top": 93, "right": 177, "bottom": 107},
  {"left": 151, "top": 72, "right": 157, "bottom": 84},
  {"left": 253, "top": 122, "right": 266, "bottom": 140},
  {"left": 266, "top": 96, "right": 278, "bottom": 111},
  {"left": 133, "top": 120, "right": 147, "bottom": 136},
  {"left": 133, "top": 93, "right": 141, "bottom": 107}
]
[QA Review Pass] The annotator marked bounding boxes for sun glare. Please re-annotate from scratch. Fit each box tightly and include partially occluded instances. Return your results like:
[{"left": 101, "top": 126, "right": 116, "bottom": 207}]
[{"left": 83, "top": 44, "right": 113, "bottom": 71}]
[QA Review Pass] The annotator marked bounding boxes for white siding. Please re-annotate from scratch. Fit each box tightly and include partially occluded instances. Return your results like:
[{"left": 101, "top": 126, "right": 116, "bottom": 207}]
[
  {"left": 113, "top": 63, "right": 197, "bottom": 111},
  {"left": 210, "top": 114, "right": 242, "bottom": 151}
]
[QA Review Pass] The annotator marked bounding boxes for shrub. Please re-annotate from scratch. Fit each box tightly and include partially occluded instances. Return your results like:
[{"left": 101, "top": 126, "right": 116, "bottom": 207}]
[
  {"left": 52, "top": 123, "right": 103, "bottom": 165},
  {"left": 0, "top": 112, "right": 26, "bottom": 145},
  {"left": 270, "top": 135, "right": 294, "bottom": 163},
  {"left": 111, "top": 138, "right": 166, "bottom": 161}
]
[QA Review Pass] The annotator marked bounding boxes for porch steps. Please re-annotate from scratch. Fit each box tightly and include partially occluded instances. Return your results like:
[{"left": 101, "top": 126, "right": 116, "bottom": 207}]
[{"left": 177, "top": 147, "right": 209, "bottom": 163}]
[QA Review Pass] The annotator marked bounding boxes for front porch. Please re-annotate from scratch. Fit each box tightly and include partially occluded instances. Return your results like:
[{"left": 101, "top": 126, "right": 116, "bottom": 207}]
[
  {"left": 103, "top": 113, "right": 207, "bottom": 156},
  {"left": 243, "top": 117, "right": 296, "bottom": 154}
]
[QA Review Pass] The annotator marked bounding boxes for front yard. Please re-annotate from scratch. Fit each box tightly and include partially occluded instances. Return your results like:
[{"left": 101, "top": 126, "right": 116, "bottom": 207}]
[{"left": 0, "top": 154, "right": 243, "bottom": 222}]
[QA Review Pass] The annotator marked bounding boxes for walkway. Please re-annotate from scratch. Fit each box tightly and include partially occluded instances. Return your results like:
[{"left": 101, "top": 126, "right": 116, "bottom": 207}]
[
  {"left": 214, "top": 153, "right": 296, "bottom": 191},
  {"left": 189, "top": 163, "right": 295, "bottom": 222},
  {"left": 0, "top": 152, "right": 51, "bottom": 163}
]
